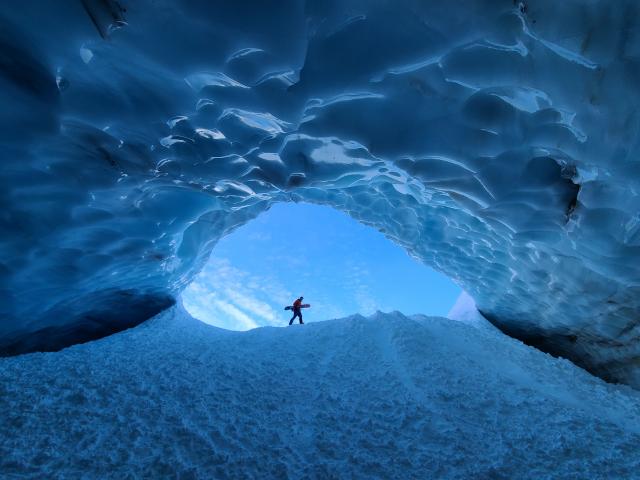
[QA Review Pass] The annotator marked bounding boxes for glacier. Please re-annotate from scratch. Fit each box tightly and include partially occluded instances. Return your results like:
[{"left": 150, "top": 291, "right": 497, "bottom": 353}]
[
  {"left": 2, "top": 0, "right": 640, "bottom": 385},
  {"left": 2, "top": 303, "right": 640, "bottom": 478}
]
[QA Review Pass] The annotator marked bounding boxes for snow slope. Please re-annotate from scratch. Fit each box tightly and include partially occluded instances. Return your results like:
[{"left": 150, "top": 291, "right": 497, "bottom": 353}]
[{"left": 2, "top": 304, "right": 640, "bottom": 479}]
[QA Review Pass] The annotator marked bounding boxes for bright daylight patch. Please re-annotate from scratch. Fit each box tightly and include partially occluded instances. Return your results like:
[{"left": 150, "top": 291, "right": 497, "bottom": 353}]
[{"left": 183, "top": 203, "right": 461, "bottom": 330}]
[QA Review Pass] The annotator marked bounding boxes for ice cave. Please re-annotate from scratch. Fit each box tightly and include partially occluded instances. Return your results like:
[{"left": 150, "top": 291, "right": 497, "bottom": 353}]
[{"left": 2, "top": 0, "right": 640, "bottom": 477}]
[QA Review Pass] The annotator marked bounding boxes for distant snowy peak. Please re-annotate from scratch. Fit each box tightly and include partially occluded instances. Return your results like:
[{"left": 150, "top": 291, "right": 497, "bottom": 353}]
[{"left": 448, "top": 292, "right": 483, "bottom": 324}]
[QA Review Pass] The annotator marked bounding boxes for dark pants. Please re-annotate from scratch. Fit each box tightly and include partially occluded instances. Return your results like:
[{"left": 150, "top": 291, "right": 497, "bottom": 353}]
[{"left": 289, "top": 308, "right": 303, "bottom": 325}]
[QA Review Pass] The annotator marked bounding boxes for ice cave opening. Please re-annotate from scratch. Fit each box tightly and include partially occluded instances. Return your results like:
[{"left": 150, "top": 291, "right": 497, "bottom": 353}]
[
  {"left": 181, "top": 202, "right": 462, "bottom": 330},
  {"left": 3, "top": 0, "right": 640, "bottom": 390}
]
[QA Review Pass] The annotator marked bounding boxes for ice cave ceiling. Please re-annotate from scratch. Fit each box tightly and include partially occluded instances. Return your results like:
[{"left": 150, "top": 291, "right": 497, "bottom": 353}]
[{"left": 1, "top": 0, "right": 640, "bottom": 385}]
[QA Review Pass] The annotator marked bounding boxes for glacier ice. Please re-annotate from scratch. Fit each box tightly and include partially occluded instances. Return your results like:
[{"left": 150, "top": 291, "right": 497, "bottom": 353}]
[{"left": 2, "top": 1, "right": 640, "bottom": 385}]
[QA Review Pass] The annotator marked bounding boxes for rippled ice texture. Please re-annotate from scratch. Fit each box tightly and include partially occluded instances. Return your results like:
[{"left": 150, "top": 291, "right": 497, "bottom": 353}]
[{"left": 1, "top": 0, "right": 640, "bottom": 384}]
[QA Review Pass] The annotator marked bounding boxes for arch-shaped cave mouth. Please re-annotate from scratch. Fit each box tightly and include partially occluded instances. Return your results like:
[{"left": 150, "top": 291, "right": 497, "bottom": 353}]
[
  {"left": 0, "top": 197, "right": 465, "bottom": 356},
  {"left": 181, "top": 202, "right": 461, "bottom": 331}
]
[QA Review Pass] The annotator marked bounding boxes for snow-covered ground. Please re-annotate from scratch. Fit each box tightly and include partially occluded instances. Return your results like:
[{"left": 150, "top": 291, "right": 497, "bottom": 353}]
[{"left": 2, "top": 302, "right": 640, "bottom": 479}]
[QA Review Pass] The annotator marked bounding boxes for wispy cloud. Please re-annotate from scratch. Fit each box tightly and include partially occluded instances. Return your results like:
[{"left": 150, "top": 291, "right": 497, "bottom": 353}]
[
  {"left": 247, "top": 232, "right": 272, "bottom": 242},
  {"left": 223, "top": 289, "right": 279, "bottom": 323},
  {"left": 213, "top": 300, "right": 259, "bottom": 330},
  {"left": 182, "top": 257, "right": 293, "bottom": 330},
  {"left": 341, "top": 261, "right": 380, "bottom": 315}
]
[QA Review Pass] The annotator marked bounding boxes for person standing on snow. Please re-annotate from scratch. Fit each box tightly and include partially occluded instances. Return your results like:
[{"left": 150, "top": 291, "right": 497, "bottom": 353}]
[{"left": 289, "top": 296, "right": 305, "bottom": 325}]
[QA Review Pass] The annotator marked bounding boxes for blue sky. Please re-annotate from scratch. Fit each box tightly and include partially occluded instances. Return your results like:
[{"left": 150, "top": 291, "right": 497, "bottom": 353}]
[{"left": 183, "top": 202, "right": 461, "bottom": 329}]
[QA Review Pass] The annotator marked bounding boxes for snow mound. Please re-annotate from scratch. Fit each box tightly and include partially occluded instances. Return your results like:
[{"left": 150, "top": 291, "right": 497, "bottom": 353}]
[{"left": 2, "top": 305, "right": 640, "bottom": 478}]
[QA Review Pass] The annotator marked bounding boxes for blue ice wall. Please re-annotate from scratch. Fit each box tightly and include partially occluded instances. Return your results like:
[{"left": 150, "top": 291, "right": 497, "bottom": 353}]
[{"left": 1, "top": 0, "right": 640, "bottom": 384}]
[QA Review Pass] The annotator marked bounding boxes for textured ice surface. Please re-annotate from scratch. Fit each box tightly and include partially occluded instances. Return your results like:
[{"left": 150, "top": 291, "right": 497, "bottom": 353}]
[
  {"left": 2, "top": 1, "right": 640, "bottom": 383},
  {"left": 2, "top": 304, "right": 640, "bottom": 478}
]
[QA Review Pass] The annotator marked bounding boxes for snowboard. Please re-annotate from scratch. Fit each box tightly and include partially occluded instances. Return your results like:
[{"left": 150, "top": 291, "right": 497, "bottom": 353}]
[{"left": 284, "top": 304, "right": 311, "bottom": 311}]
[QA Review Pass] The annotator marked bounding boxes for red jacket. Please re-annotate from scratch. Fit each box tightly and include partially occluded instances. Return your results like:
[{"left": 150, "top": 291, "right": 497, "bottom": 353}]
[{"left": 293, "top": 299, "right": 302, "bottom": 309}]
